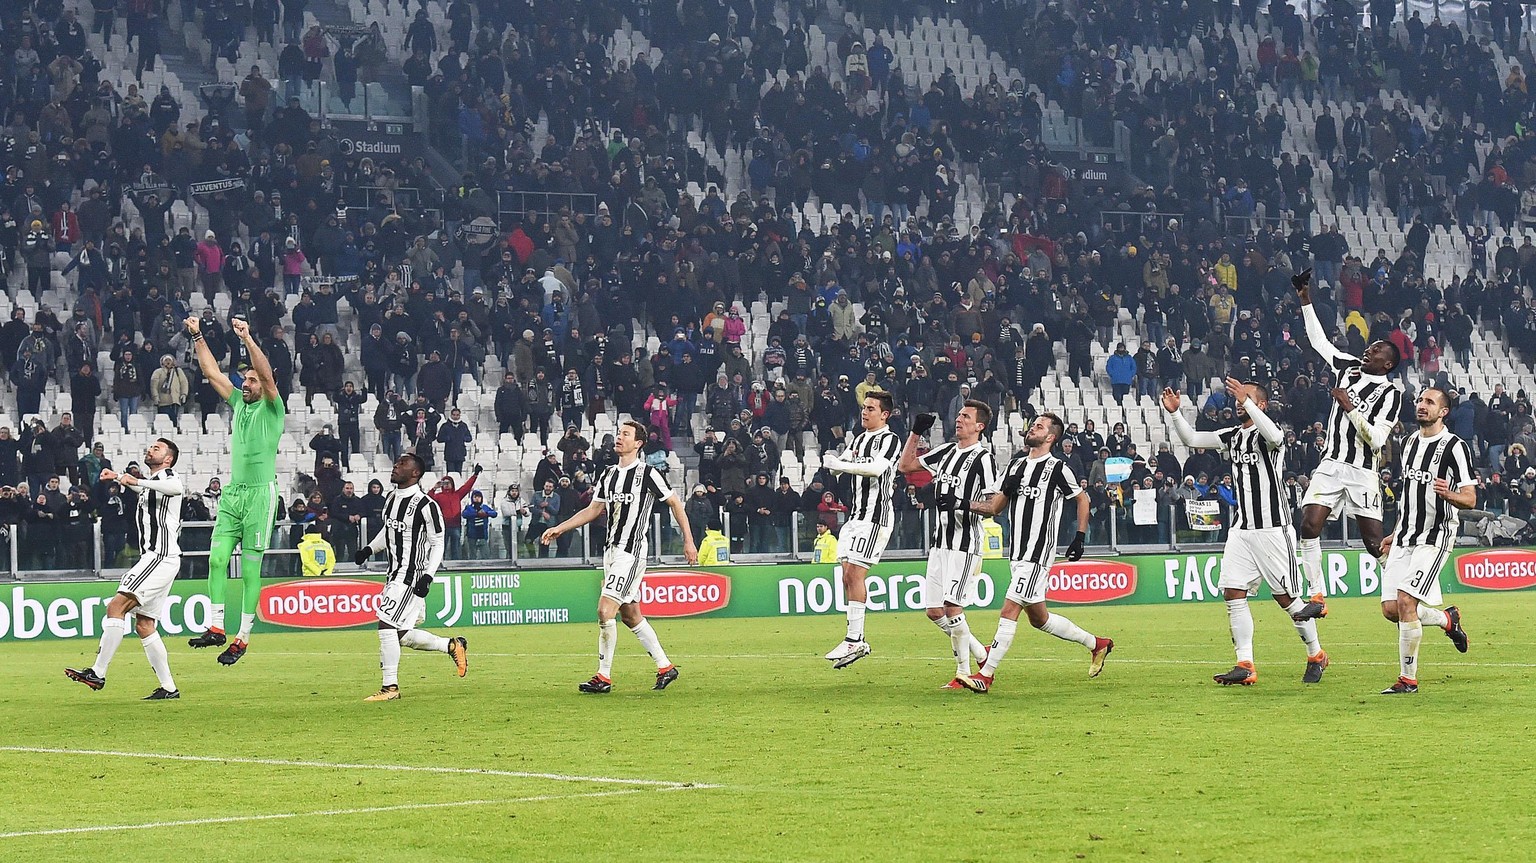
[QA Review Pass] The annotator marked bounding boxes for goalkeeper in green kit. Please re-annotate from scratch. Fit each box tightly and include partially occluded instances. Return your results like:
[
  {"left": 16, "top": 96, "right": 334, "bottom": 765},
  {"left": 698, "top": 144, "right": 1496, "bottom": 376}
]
[{"left": 184, "top": 315, "right": 285, "bottom": 665}]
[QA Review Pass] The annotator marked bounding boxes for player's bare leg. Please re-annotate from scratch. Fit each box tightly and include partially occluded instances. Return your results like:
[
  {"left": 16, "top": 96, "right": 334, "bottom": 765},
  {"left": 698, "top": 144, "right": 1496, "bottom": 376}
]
[
  {"left": 619, "top": 602, "right": 678, "bottom": 690},
  {"left": 366, "top": 621, "right": 403, "bottom": 701},
  {"left": 826, "top": 561, "right": 873, "bottom": 668},
  {"left": 930, "top": 602, "right": 985, "bottom": 688},
  {"left": 1293, "top": 504, "right": 1332, "bottom": 620}
]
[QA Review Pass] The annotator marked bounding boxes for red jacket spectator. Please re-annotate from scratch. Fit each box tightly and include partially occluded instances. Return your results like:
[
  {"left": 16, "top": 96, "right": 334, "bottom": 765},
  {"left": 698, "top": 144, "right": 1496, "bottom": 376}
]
[
  {"left": 51, "top": 208, "right": 80, "bottom": 246},
  {"left": 428, "top": 471, "right": 478, "bottom": 529}
]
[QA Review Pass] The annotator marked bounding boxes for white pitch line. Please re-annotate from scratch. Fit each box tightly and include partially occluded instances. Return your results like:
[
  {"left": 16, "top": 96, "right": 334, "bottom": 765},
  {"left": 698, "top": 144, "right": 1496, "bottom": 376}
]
[
  {"left": 252, "top": 651, "right": 1536, "bottom": 669},
  {"left": 0, "top": 747, "right": 720, "bottom": 789},
  {"left": 0, "top": 789, "right": 645, "bottom": 839}
]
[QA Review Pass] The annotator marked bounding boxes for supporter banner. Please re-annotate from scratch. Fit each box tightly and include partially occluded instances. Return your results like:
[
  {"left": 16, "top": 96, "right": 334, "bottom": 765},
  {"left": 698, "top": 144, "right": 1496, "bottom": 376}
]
[
  {"left": 1186, "top": 499, "right": 1222, "bottom": 530},
  {"left": 189, "top": 177, "right": 246, "bottom": 197},
  {"left": 4, "top": 547, "right": 1534, "bottom": 641}
]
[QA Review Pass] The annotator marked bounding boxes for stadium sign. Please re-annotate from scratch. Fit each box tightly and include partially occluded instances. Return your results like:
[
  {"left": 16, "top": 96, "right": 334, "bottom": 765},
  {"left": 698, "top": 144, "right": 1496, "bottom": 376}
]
[
  {"left": 1455, "top": 549, "right": 1536, "bottom": 591},
  {"left": 639, "top": 571, "right": 732, "bottom": 617},
  {"left": 1046, "top": 560, "right": 1137, "bottom": 604},
  {"left": 5, "top": 546, "right": 1536, "bottom": 641},
  {"left": 258, "top": 578, "right": 382, "bottom": 628}
]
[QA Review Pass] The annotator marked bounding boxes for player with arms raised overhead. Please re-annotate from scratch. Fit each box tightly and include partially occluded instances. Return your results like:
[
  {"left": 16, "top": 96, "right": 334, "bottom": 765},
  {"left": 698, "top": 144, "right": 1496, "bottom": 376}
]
[
  {"left": 1163, "top": 378, "right": 1329, "bottom": 686},
  {"left": 65, "top": 439, "right": 185, "bottom": 699},
  {"left": 960, "top": 413, "right": 1113, "bottom": 693},
  {"left": 897, "top": 401, "right": 996, "bottom": 688},
  {"left": 184, "top": 315, "right": 286, "bottom": 665},
  {"left": 1292, "top": 269, "right": 1404, "bottom": 620},
  {"left": 1378, "top": 388, "right": 1474, "bottom": 695},
  {"left": 541, "top": 420, "right": 698, "bottom": 693},
  {"left": 354, "top": 452, "right": 468, "bottom": 701},
  {"left": 821, "top": 391, "right": 902, "bottom": 669}
]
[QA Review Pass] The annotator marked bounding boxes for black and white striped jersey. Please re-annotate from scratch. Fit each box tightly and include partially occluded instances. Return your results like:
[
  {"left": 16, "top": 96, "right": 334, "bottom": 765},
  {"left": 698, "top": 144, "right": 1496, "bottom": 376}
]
[
  {"left": 377, "top": 484, "right": 445, "bottom": 588},
  {"left": 841, "top": 427, "right": 901, "bottom": 526},
  {"left": 999, "top": 454, "right": 1080, "bottom": 564},
  {"left": 136, "top": 468, "right": 185, "bottom": 557},
  {"left": 1216, "top": 425, "right": 1289, "bottom": 530},
  {"left": 594, "top": 460, "right": 674, "bottom": 555},
  {"left": 1394, "top": 430, "right": 1477, "bottom": 548},
  {"left": 919, "top": 441, "right": 999, "bottom": 554},
  {"left": 1323, "top": 360, "right": 1403, "bottom": 469}
]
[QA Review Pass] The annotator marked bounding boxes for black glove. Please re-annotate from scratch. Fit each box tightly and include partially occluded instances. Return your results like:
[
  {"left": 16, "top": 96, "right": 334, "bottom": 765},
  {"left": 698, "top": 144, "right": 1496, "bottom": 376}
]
[
  {"left": 473, "top": 463, "right": 482, "bottom": 474},
  {"left": 1065, "top": 531, "right": 1086, "bottom": 562},
  {"left": 353, "top": 548, "right": 371, "bottom": 566},
  {"left": 1291, "top": 267, "right": 1312, "bottom": 293},
  {"left": 412, "top": 575, "right": 433, "bottom": 598},
  {"left": 912, "top": 412, "right": 938, "bottom": 435},
  {"left": 935, "top": 492, "right": 968, "bottom": 512}
]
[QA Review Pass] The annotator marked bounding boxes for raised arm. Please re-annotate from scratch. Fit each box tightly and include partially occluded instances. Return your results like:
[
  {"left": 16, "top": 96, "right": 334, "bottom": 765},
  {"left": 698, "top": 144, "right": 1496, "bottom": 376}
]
[
  {"left": 232, "top": 318, "right": 279, "bottom": 402},
  {"left": 1244, "top": 397, "right": 1285, "bottom": 447},
  {"left": 185, "top": 316, "right": 233, "bottom": 401},
  {"left": 897, "top": 413, "right": 937, "bottom": 474},
  {"left": 1295, "top": 269, "right": 1355, "bottom": 368},
  {"left": 1162, "top": 387, "right": 1225, "bottom": 448}
]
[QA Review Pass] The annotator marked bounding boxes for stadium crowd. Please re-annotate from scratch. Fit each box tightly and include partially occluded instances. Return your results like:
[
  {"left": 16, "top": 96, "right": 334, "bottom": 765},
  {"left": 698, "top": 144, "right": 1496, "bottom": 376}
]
[{"left": 3, "top": 0, "right": 1536, "bottom": 570}]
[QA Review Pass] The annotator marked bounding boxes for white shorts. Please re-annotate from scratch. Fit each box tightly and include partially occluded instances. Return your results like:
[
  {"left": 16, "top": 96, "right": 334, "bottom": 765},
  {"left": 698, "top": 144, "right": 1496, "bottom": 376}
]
[
  {"left": 1004, "top": 560, "right": 1051, "bottom": 606},
  {"left": 1381, "top": 542, "right": 1450, "bottom": 606},
  {"left": 925, "top": 548, "right": 982, "bottom": 608},
  {"left": 837, "top": 519, "right": 892, "bottom": 568},
  {"left": 601, "top": 547, "right": 647, "bottom": 605},
  {"left": 118, "top": 553, "right": 181, "bottom": 620},
  {"left": 1218, "top": 528, "right": 1303, "bottom": 598},
  {"left": 377, "top": 579, "right": 427, "bottom": 629},
  {"left": 1301, "top": 460, "right": 1383, "bottom": 521}
]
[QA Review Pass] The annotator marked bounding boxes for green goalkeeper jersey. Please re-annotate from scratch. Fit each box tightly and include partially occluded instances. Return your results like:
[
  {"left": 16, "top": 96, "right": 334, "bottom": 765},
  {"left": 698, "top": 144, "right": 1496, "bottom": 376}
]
[{"left": 226, "top": 388, "right": 286, "bottom": 486}]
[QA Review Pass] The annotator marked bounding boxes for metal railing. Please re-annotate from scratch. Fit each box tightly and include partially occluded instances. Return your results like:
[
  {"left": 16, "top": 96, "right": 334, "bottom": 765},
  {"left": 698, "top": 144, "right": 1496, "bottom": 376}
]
[
  {"left": 0, "top": 505, "right": 1379, "bottom": 583},
  {"left": 495, "top": 191, "right": 599, "bottom": 227}
]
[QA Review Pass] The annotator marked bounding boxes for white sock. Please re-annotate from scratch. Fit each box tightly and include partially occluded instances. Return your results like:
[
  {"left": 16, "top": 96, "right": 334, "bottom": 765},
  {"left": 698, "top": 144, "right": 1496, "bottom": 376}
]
[
  {"left": 1399, "top": 621, "right": 1422, "bottom": 681},
  {"left": 92, "top": 617, "right": 128, "bottom": 676},
  {"left": 400, "top": 629, "right": 449, "bottom": 652},
  {"left": 1041, "top": 613, "right": 1097, "bottom": 650},
  {"left": 932, "top": 615, "right": 953, "bottom": 636},
  {"left": 1298, "top": 536, "right": 1323, "bottom": 596},
  {"left": 1283, "top": 598, "right": 1323, "bottom": 656},
  {"left": 947, "top": 613, "right": 975, "bottom": 676},
  {"left": 980, "top": 617, "right": 1018, "bottom": 676},
  {"left": 210, "top": 603, "right": 225, "bottom": 632},
  {"left": 236, "top": 613, "right": 256, "bottom": 641},
  {"left": 597, "top": 619, "right": 618, "bottom": 677},
  {"left": 1226, "top": 598, "right": 1255, "bottom": 663},
  {"left": 141, "top": 631, "right": 176, "bottom": 691},
  {"left": 1418, "top": 606, "right": 1448, "bottom": 629},
  {"left": 845, "top": 600, "right": 866, "bottom": 642},
  {"left": 629, "top": 620, "right": 671, "bottom": 670},
  {"left": 378, "top": 628, "right": 401, "bottom": 687}
]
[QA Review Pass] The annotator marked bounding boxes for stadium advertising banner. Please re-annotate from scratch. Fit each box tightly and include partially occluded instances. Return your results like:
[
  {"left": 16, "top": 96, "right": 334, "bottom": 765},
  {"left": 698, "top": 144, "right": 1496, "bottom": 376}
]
[{"left": 3, "top": 547, "right": 1536, "bottom": 641}]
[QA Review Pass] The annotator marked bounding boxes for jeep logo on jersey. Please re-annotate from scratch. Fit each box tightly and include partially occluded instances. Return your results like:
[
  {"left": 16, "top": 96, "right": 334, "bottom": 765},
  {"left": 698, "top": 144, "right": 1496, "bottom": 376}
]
[
  {"left": 1047, "top": 560, "right": 1137, "bottom": 604},
  {"left": 639, "top": 572, "right": 732, "bottom": 617},
  {"left": 1456, "top": 549, "right": 1536, "bottom": 591},
  {"left": 259, "top": 578, "right": 383, "bottom": 628}
]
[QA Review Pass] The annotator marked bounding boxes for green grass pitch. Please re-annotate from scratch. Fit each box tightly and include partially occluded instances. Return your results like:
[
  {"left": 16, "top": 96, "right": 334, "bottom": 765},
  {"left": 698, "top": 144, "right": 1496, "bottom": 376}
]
[{"left": 2, "top": 595, "right": 1533, "bottom": 862}]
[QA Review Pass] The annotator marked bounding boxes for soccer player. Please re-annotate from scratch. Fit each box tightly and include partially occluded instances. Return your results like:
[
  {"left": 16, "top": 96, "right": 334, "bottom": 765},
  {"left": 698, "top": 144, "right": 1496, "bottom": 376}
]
[
  {"left": 821, "top": 391, "right": 902, "bottom": 669},
  {"left": 1377, "top": 388, "right": 1473, "bottom": 695},
  {"left": 1163, "top": 379, "right": 1329, "bottom": 685},
  {"left": 184, "top": 315, "right": 286, "bottom": 665},
  {"left": 540, "top": 420, "right": 698, "bottom": 693},
  {"left": 897, "top": 401, "right": 995, "bottom": 687},
  {"left": 65, "top": 439, "right": 185, "bottom": 700},
  {"left": 354, "top": 452, "right": 468, "bottom": 701},
  {"left": 1292, "top": 269, "right": 1404, "bottom": 620},
  {"left": 960, "top": 413, "right": 1113, "bottom": 692}
]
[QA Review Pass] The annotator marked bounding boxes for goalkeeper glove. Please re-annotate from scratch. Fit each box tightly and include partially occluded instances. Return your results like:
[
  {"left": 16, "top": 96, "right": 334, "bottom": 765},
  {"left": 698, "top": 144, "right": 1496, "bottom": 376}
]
[
  {"left": 1065, "top": 531, "right": 1086, "bottom": 562},
  {"left": 912, "top": 412, "right": 938, "bottom": 436},
  {"left": 354, "top": 548, "right": 371, "bottom": 566},
  {"left": 412, "top": 575, "right": 434, "bottom": 598}
]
